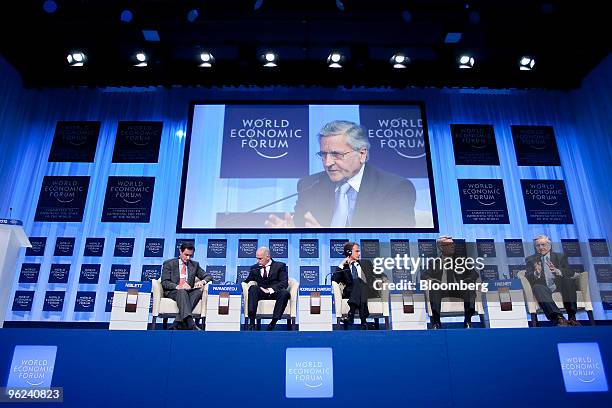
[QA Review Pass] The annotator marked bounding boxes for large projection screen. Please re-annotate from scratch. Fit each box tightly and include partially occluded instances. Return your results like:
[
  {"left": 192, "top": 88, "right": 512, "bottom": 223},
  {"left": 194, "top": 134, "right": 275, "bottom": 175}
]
[{"left": 177, "top": 102, "right": 439, "bottom": 232}]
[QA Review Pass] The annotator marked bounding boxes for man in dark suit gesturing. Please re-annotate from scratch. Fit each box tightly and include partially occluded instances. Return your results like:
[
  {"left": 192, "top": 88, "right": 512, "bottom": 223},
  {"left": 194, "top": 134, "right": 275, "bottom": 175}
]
[
  {"left": 244, "top": 246, "right": 290, "bottom": 331},
  {"left": 525, "top": 235, "right": 579, "bottom": 326},
  {"left": 161, "top": 242, "right": 212, "bottom": 330},
  {"left": 333, "top": 242, "right": 381, "bottom": 329},
  {"left": 266, "top": 120, "right": 416, "bottom": 228}
]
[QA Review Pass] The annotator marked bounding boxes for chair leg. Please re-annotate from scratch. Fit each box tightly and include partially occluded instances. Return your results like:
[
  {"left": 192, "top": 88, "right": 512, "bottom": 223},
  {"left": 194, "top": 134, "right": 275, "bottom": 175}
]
[
  {"left": 257, "top": 319, "right": 262, "bottom": 331},
  {"left": 150, "top": 316, "right": 157, "bottom": 330},
  {"left": 286, "top": 318, "right": 292, "bottom": 331},
  {"left": 384, "top": 316, "right": 390, "bottom": 330},
  {"left": 530, "top": 313, "right": 538, "bottom": 327},
  {"left": 479, "top": 313, "right": 486, "bottom": 328},
  {"left": 201, "top": 317, "right": 206, "bottom": 330},
  {"left": 587, "top": 310, "right": 595, "bottom": 326},
  {"left": 162, "top": 318, "right": 168, "bottom": 330},
  {"left": 374, "top": 319, "right": 380, "bottom": 330}
]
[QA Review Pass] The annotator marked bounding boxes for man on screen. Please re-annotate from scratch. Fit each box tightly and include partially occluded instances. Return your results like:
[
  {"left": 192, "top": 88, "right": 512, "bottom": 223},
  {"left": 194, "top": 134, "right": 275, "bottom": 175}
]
[
  {"left": 243, "top": 246, "right": 290, "bottom": 331},
  {"left": 524, "top": 235, "right": 580, "bottom": 326},
  {"left": 266, "top": 120, "right": 416, "bottom": 228},
  {"left": 161, "top": 242, "right": 212, "bottom": 330}
]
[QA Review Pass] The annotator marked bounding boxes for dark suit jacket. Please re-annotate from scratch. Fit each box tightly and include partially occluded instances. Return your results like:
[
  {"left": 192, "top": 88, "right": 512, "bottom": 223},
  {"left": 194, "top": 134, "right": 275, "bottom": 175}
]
[
  {"left": 293, "top": 164, "right": 416, "bottom": 228},
  {"left": 161, "top": 258, "right": 212, "bottom": 295},
  {"left": 332, "top": 259, "right": 381, "bottom": 299},
  {"left": 244, "top": 260, "right": 288, "bottom": 292},
  {"left": 525, "top": 251, "right": 572, "bottom": 288},
  {"left": 421, "top": 256, "right": 479, "bottom": 284}
]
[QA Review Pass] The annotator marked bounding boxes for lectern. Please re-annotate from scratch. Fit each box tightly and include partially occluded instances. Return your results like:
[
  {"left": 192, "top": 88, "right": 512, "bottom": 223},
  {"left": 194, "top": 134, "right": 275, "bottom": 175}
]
[{"left": 0, "top": 219, "right": 31, "bottom": 328}]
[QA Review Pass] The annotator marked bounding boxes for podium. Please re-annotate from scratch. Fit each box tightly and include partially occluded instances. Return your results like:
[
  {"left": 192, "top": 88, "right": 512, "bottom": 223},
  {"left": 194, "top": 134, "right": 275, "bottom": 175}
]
[
  {"left": 0, "top": 219, "right": 31, "bottom": 328},
  {"left": 390, "top": 290, "right": 428, "bottom": 330},
  {"left": 205, "top": 284, "right": 242, "bottom": 331},
  {"left": 298, "top": 285, "right": 333, "bottom": 331},
  {"left": 485, "top": 279, "right": 529, "bottom": 328},
  {"left": 109, "top": 281, "right": 152, "bottom": 330}
]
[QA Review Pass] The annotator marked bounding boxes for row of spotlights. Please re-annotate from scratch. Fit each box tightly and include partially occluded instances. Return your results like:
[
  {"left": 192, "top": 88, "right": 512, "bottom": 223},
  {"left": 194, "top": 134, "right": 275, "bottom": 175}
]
[{"left": 66, "top": 51, "right": 536, "bottom": 71}]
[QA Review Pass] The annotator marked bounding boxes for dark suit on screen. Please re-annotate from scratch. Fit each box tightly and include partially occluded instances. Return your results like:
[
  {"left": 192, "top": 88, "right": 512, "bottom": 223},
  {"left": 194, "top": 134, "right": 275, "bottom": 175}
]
[
  {"left": 293, "top": 164, "right": 416, "bottom": 228},
  {"left": 244, "top": 259, "right": 290, "bottom": 320},
  {"left": 161, "top": 258, "right": 212, "bottom": 322}
]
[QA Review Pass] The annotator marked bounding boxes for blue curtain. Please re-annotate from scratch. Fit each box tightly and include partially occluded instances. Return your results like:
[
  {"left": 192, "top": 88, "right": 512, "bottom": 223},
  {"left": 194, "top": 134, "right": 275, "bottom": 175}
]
[{"left": 1, "top": 53, "right": 611, "bottom": 322}]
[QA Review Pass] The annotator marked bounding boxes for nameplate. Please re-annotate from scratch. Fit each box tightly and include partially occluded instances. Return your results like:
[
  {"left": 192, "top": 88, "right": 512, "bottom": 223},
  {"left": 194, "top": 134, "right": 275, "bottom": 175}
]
[
  {"left": 299, "top": 286, "right": 332, "bottom": 295},
  {"left": 208, "top": 284, "right": 242, "bottom": 295},
  {"left": 114, "top": 280, "right": 152, "bottom": 293},
  {"left": 486, "top": 279, "right": 522, "bottom": 291},
  {"left": 0, "top": 218, "right": 23, "bottom": 226}
]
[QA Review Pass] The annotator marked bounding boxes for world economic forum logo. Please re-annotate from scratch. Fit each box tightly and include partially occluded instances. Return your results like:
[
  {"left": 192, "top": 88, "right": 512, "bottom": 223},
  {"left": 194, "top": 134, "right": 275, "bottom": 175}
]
[
  {"left": 367, "top": 118, "right": 425, "bottom": 159},
  {"left": 7, "top": 346, "right": 57, "bottom": 388},
  {"left": 557, "top": 343, "right": 608, "bottom": 392},
  {"left": 286, "top": 348, "right": 333, "bottom": 398}
]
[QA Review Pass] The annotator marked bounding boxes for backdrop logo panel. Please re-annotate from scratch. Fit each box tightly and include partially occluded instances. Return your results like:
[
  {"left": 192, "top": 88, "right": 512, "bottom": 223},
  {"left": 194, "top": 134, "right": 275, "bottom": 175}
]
[
  {"left": 504, "top": 239, "right": 525, "bottom": 257},
  {"left": 300, "top": 266, "right": 320, "bottom": 285},
  {"left": 595, "top": 264, "right": 612, "bottom": 284},
  {"left": 481, "top": 265, "right": 500, "bottom": 281},
  {"left": 26, "top": 237, "right": 47, "bottom": 257},
  {"left": 521, "top": 180, "right": 573, "bottom": 224},
  {"left": 78, "top": 264, "right": 101, "bottom": 284},
  {"left": 74, "top": 291, "right": 96, "bottom": 312},
  {"left": 359, "top": 105, "right": 427, "bottom": 177},
  {"left": 561, "top": 239, "right": 581, "bottom": 257},
  {"left": 390, "top": 239, "right": 410, "bottom": 257},
  {"left": 144, "top": 238, "right": 165, "bottom": 257},
  {"left": 330, "top": 240, "right": 348, "bottom": 258},
  {"left": 48, "top": 121, "right": 100, "bottom": 162},
  {"left": 43, "top": 291, "right": 65, "bottom": 311},
  {"left": 207, "top": 266, "right": 226, "bottom": 283},
  {"left": 207, "top": 239, "right": 227, "bottom": 258},
  {"left": 269, "top": 239, "right": 288, "bottom": 258},
  {"left": 54, "top": 237, "right": 75, "bottom": 256},
  {"left": 12, "top": 291, "right": 35, "bottom": 311},
  {"left": 418, "top": 239, "right": 437, "bottom": 257},
  {"left": 238, "top": 239, "right": 258, "bottom": 258},
  {"left": 299, "top": 239, "right": 319, "bottom": 258},
  {"left": 220, "top": 105, "right": 309, "bottom": 178},
  {"left": 83, "top": 238, "right": 105, "bottom": 257},
  {"left": 458, "top": 179, "right": 509, "bottom": 224},
  {"left": 141, "top": 265, "right": 162, "bottom": 281},
  {"left": 512, "top": 125, "right": 561, "bottom": 166},
  {"left": 476, "top": 239, "right": 496, "bottom": 258},
  {"left": 19, "top": 263, "right": 40, "bottom": 284},
  {"left": 451, "top": 124, "right": 499, "bottom": 165},
  {"left": 557, "top": 343, "right": 608, "bottom": 392},
  {"left": 114, "top": 238, "right": 135, "bottom": 257},
  {"left": 175, "top": 238, "right": 195, "bottom": 257},
  {"left": 48, "top": 264, "right": 70, "bottom": 284},
  {"left": 236, "top": 266, "right": 251, "bottom": 284},
  {"left": 109, "top": 264, "right": 131, "bottom": 284},
  {"left": 286, "top": 348, "right": 333, "bottom": 398},
  {"left": 112, "top": 121, "right": 163, "bottom": 163},
  {"left": 7, "top": 346, "right": 57, "bottom": 388},
  {"left": 589, "top": 239, "right": 609, "bottom": 257},
  {"left": 105, "top": 292, "right": 114, "bottom": 312},
  {"left": 35, "top": 176, "right": 90, "bottom": 222},
  {"left": 360, "top": 240, "right": 380, "bottom": 258},
  {"left": 102, "top": 176, "right": 155, "bottom": 223}
]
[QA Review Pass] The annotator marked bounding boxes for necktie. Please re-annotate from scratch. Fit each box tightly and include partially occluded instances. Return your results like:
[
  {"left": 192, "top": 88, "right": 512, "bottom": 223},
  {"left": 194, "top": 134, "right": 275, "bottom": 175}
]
[
  {"left": 331, "top": 182, "right": 351, "bottom": 227},
  {"left": 263, "top": 266, "right": 268, "bottom": 279},
  {"left": 179, "top": 264, "right": 187, "bottom": 286},
  {"left": 539, "top": 256, "right": 546, "bottom": 279},
  {"left": 351, "top": 263, "right": 358, "bottom": 280}
]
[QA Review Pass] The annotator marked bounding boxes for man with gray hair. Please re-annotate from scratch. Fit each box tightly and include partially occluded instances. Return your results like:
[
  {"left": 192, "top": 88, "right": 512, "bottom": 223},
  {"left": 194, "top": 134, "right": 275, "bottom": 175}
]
[
  {"left": 524, "top": 235, "right": 579, "bottom": 326},
  {"left": 266, "top": 120, "right": 416, "bottom": 228},
  {"left": 243, "top": 246, "right": 290, "bottom": 330}
]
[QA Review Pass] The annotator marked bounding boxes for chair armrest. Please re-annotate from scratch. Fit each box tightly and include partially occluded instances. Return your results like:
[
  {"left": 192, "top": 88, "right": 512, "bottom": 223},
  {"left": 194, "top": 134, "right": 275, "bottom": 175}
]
[
  {"left": 151, "top": 279, "right": 163, "bottom": 317},
  {"left": 288, "top": 278, "right": 299, "bottom": 318},
  {"left": 199, "top": 282, "right": 211, "bottom": 316},
  {"left": 241, "top": 281, "right": 258, "bottom": 315},
  {"left": 516, "top": 270, "right": 537, "bottom": 313},
  {"left": 578, "top": 272, "right": 593, "bottom": 311},
  {"left": 331, "top": 281, "right": 344, "bottom": 317}
]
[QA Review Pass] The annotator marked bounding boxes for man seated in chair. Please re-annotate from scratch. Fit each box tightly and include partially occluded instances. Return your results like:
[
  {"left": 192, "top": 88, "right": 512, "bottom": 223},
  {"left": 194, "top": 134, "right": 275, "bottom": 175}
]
[
  {"left": 244, "top": 246, "right": 290, "bottom": 331},
  {"left": 333, "top": 242, "right": 379, "bottom": 330},
  {"left": 421, "top": 235, "right": 479, "bottom": 329},
  {"left": 525, "top": 235, "right": 580, "bottom": 326},
  {"left": 161, "top": 242, "right": 212, "bottom": 330}
]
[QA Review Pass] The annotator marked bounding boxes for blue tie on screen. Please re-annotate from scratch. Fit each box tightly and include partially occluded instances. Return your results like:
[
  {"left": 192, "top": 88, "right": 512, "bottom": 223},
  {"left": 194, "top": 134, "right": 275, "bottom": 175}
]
[{"left": 331, "top": 182, "right": 351, "bottom": 227}]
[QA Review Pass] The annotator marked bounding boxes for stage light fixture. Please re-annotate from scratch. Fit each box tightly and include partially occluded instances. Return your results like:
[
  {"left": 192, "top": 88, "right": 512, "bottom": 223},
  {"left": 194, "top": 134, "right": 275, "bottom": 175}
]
[
  {"left": 262, "top": 51, "right": 278, "bottom": 68},
  {"left": 187, "top": 9, "right": 199, "bottom": 23},
  {"left": 327, "top": 52, "right": 344, "bottom": 68},
  {"left": 43, "top": 0, "right": 57, "bottom": 14},
  {"left": 120, "top": 10, "right": 133, "bottom": 23},
  {"left": 519, "top": 56, "right": 535, "bottom": 71},
  {"left": 66, "top": 52, "right": 86, "bottom": 67},
  {"left": 390, "top": 53, "right": 409, "bottom": 69},
  {"left": 458, "top": 54, "right": 474, "bottom": 69},
  {"left": 199, "top": 52, "right": 215, "bottom": 68},
  {"left": 134, "top": 52, "right": 148, "bottom": 67}
]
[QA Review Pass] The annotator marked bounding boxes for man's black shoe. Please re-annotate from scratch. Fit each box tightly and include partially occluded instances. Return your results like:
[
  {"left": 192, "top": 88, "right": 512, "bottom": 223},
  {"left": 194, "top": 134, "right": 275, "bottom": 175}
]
[{"left": 431, "top": 322, "right": 442, "bottom": 330}]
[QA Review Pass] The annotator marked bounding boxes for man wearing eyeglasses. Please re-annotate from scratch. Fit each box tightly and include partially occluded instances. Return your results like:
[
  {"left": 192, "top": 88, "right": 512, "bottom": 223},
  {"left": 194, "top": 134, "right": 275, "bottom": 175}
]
[{"left": 266, "top": 120, "right": 416, "bottom": 228}]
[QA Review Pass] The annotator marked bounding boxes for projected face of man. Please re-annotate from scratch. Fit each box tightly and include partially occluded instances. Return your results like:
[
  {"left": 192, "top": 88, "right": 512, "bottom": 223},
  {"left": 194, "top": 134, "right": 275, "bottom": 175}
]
[
  {"left": 534, "top": 237, "right": 552, "bottom": 255},
  {"left": 319, "top": 132, "right": 367, "bottom": 183}
]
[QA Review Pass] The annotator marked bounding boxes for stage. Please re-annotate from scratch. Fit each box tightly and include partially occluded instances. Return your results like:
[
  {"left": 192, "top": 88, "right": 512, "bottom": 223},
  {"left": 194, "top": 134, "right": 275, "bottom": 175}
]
[{"left": 0, "top": 326, "right": 610, "bottom": 407}]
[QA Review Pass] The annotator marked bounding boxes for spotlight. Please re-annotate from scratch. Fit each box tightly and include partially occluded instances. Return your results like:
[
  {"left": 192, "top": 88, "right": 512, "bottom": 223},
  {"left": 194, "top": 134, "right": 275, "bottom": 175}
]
[
  {"left": 43, "top": 0, "right": 57, "bottom": 14},
  {"left": 390, "top": 53, "right": 409, "bottom": 69},
  {"left": 66, "top": 52, "right": 86, "bottom": 67},
  {"left": 175, "top": 130, "right": 185, "bottom": 138},
  {"left": 327, "top": 51, "right": 344, "bottom": 68},
  {"left": 519, "top": 56, "right": 535, "bottom": 71},
  {"left": 262, "top": 51, "right": 277, "bottom": 67},
  {"left": 134, "top": 52, "right": 147, "bottom": 67},
  {"left": 187, "top": 9, "right": 199, "bottom": 23},
  {"left": 458, "top": 54, "right": 474, "bottom": 69},
  {"left": 120, "top": 10, "right": 133, "bottom": 23},
  {"left": 199, "top": 52, "right": 215, "bottom": 68}
]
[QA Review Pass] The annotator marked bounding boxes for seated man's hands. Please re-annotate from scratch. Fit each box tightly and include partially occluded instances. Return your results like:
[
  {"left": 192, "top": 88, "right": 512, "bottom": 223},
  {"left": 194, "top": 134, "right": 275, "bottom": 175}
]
[
  {"left": 194, "top": 280, "right": 205, "bottom": 289},
  {"left": 265, "top": 212, "right": 295, "bottom": 228},
  {"left": 177, "top": 282, "right": 191, "bottom": 290}
]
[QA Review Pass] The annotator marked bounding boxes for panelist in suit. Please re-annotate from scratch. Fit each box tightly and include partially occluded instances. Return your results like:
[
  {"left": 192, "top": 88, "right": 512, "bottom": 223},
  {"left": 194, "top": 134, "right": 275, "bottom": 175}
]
[
  {"left": 421, "top": 235, "right": 479, "bottom": 329},
  {"left": 244, "top": 246, "right": 290, "bottom": 331},
  {"left": 333, "top": 242, "right": 380, "bottom": 329},
  {"left": 161, "top": 242, "right": 212, "bottom": 330},
  {"left": 524, "top": 235, "right": 579, "bottom": 326},
  {"left": 266, "top": 120, "right": 416, "bottom": 228}
]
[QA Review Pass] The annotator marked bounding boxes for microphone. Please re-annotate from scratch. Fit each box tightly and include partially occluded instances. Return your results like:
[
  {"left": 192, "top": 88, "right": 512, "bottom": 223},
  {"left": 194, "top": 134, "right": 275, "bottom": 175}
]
[
  {"left": 324, "top": 271, "right": 333, "bottom": 285},
  {"left": 218, "top": 176, "right": 321, "bottom": 226},
  {"left": 9, "top": 207, "right": 12, "bottom": 219}
]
